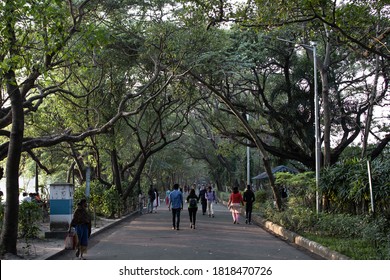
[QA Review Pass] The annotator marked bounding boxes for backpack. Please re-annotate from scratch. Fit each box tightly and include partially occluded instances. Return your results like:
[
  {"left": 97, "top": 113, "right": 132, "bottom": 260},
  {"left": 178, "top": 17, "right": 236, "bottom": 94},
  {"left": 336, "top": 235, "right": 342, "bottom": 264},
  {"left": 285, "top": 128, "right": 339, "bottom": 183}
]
[{"left": 189, "top": 198, "right": 197, "bottom": 207}]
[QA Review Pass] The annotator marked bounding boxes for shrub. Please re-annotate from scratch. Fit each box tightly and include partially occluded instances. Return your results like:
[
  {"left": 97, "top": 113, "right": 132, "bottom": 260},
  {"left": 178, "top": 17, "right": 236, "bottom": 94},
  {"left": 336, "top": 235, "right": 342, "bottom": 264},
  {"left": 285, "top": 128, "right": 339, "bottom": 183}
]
[
  {"left": 261, "top": 199, "right": 317, "bottom": 232},
  {"left": 255, "top": 189, "right": 267, "bottom": 204},
  {"left": 320, "top": 157, "right": 390, "bottom": 215},
  {"left": 102, "top": 186, "right": 121, "bottom": 218},
  {"left": 19, "top": 201, "right": 41, "bottom": 238},
  {"left": 73, "top": 184, "right": 87, "bottom": 209},
  {"left": 316, "top": 213, "right": 362, "bottom": 237}
]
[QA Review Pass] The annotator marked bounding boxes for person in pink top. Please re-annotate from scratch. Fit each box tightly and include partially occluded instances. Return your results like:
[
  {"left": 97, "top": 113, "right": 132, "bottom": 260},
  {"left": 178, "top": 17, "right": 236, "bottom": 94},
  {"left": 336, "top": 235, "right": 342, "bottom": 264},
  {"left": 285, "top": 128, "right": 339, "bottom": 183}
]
[{"left": 227, "top": 186, "right": 244, "bottom": 224}]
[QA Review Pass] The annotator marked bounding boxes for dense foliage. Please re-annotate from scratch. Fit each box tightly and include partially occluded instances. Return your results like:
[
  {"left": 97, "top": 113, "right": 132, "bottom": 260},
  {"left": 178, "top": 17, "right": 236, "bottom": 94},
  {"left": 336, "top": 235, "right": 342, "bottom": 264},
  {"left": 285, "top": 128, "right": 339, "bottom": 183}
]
[
  {"left": 18, "top": 202, "right": 41, "bottom": 239},
  {"left": 259, "top": 156, "right": 390, "bottom": 259},
  {"left": 0, "top": 0, "right": 388, "bottom": 257}
]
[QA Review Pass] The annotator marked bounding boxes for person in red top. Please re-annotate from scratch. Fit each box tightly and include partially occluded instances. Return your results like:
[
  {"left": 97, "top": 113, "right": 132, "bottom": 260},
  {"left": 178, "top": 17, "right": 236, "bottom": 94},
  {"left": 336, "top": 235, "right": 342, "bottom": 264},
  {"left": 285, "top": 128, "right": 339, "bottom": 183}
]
[{"left": 227, "top": 186, "right": 244, "bottom": 224}]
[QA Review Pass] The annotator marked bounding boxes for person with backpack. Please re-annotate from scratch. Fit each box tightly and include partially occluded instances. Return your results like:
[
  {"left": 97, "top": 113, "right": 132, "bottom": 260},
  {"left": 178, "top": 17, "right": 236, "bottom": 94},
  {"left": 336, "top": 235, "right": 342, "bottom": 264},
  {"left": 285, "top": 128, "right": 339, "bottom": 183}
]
[{"left": 186, "top": 188, "right": 199, "bottom": 229}]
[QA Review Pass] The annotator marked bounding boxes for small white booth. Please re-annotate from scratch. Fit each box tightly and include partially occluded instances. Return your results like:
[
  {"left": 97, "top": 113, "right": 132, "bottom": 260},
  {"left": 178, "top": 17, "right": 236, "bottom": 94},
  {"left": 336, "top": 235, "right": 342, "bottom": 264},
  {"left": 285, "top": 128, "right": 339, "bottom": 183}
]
[{"left": 46, "top": 183, "right": 74, "bottom": 237}]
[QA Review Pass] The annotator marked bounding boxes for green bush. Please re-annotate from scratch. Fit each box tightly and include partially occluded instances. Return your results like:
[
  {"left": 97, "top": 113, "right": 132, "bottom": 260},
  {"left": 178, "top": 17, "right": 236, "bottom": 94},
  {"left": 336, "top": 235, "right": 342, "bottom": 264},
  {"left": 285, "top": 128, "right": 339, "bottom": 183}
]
[
  {"left": 262, "top": 199, "right": 390, "bottom": 259},
  {"left": 19, "top": 201, "right": 41, "bottom": 238},
  {"left": 275, "top": 171, "right": 316, "bottom": 208},
  {"left": 73, "top": 184, "right": 87, "bottom": 208},
  {"left": 255, "top": 189, "right": 267, "bottom": 204},
  {"left": 310, "top": 213, "right": 390, "bottom": 259},
  {"left": 316, "top": 213, "right": 363, "bottom": 237},
  {"left": 102, "top": 186, "right": 121, "bottom": 218},
  {"left": 88, "top": 181, "right": 106, "bottom": 216},
  {"left": 321, "top": 157, "right": 390, "bottom": 215},
  {"left": 262, "top": 200, "right": 317, "bottom": 233},
  {"left": 73, "top": 181, "right": 135, "bottom": 218}
]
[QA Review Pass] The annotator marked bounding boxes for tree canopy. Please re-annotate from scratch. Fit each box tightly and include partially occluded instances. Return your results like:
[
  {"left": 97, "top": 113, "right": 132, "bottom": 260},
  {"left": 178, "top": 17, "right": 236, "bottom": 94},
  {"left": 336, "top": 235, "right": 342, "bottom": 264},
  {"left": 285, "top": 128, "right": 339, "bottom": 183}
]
[{"left": 1, "top": 0, "right": 389, "bottom": 255}]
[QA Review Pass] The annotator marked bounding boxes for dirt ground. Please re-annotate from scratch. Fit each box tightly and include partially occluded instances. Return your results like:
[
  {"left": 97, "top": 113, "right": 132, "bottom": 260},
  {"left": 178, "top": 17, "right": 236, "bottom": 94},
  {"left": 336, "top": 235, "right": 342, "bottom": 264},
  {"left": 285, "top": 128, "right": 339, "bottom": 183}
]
[{"left": 2, "top": 216, "right": 121, "bottom": 260}]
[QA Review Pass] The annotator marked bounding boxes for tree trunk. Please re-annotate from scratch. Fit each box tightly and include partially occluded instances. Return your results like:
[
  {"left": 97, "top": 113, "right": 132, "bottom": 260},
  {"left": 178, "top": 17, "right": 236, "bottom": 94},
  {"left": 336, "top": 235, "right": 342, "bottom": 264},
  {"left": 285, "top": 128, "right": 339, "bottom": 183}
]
[
  {"left": 69, "top": 143, "right": 86, "bottom": 183},
  {"left": 0, "top": 71, "right": 25, "bottom": 255},
  {"left": 320, "top": 68, "right": 331, "bottom": 167},
  {"left": 67, "top": 161, "right": 76, "bottom": 183},
  {"left": 111, "top": 148, "right": 123, "bottom": 195},
  {"left": 122, "top": 156, "right": 148, "bottom": 201},
  {"left": 362, "top": 53, "right": 379, "bottom": 158}
]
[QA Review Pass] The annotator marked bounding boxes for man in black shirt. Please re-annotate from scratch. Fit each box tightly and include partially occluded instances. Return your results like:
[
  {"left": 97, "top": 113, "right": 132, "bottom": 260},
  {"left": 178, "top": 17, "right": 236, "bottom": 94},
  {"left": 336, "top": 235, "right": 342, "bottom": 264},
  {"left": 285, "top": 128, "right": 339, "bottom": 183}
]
[
  {"left": 147, "top": 186, "right": 155, "bottom": 213},
  {"left": 198, "top": 186, "right": 207, "bottom": 215},
  {"left": 243, "top": 185, "right": 256, "bottom": 224}
]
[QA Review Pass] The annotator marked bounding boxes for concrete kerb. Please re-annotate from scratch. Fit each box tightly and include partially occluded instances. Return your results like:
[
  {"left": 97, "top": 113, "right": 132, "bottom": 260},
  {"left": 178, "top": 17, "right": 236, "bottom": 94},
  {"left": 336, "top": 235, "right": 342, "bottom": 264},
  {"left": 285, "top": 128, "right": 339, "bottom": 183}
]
[
  {"left": 252, "top": 215, "right": 349, "bottom": 260},
  {"left": 45, "top": 210, "right": 139, "bottom": 260},
  {"left": 220, "top": 198, "right": 349, "bottom": 260}
]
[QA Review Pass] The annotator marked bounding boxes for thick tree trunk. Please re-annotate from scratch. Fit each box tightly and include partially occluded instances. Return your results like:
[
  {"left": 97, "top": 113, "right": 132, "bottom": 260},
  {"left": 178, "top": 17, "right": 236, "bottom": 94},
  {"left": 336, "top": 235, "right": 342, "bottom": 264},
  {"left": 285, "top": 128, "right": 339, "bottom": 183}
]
[
  {"left": 111, "top": 148, "right": 123, "bottom": 195},
  {"left": 122, "top": 156, "right": 148, "bottom": 201},
  {"left": 362, "top": 53, "right": 379, "bottom": 158},
  {"left": 69, "top": 143, "right": 86, "bottom": 183},
  {"left": 320, "top": 68, "right": 331, "bottom": 167},
  {"left": 0, "top": 71, "right": 24, "bottom": 255}
]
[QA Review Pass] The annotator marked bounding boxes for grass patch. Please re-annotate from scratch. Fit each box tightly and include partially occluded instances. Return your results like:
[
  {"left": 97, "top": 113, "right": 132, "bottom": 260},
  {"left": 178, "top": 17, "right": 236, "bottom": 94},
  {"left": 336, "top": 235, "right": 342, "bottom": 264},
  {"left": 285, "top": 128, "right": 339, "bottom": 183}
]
[{"left": 302, "top": 233, "right": 389, "bottom": 260}]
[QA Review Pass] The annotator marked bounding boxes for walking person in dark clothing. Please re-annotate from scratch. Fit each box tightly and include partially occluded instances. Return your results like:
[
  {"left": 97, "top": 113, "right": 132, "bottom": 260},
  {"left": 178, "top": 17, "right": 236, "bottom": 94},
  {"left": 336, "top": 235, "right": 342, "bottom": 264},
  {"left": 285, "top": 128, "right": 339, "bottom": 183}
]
[
  {"left": 186, "top": 188, "right": 199, "bottom": 229},
  {"left": 198, "top": 186, "right": 207, "bottom": 215},
  {"left": 168, "top": 183, "right": 183, "bottom": 230},
  {"left": 69, "top": 198, "right": 91, "bottom": 259},
  {"left": 147, "top": 186, "right": 155, "bottom": 213},
  {"left": 243, "top": 185, "right": 256, "bottom": 224}
]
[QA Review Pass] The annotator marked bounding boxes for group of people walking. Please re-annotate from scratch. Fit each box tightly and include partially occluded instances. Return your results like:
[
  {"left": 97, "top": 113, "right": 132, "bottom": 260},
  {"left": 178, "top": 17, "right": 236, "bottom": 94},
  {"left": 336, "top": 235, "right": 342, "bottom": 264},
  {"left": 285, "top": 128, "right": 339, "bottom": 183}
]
[
  {"left": 168, "top": 184, "right": 218, "bottom": 230},
  {"left": 168, "top": 184, "right": 256, "bottom": 230},
  {"left": 68, "top": 183, "right": 256, "bottom": 260}
]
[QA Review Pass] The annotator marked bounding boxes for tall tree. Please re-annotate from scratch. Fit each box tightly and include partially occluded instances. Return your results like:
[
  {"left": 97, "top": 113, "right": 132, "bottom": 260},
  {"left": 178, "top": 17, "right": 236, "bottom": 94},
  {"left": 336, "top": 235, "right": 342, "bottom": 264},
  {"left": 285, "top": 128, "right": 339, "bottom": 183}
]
[
  {"left": 0, "top": 0, "right": 180, "bottom": 255},
  {"left": 0, "top": 0, "right": 93, "bottom": 255},
  {"left": 177, "top": 0, "right": 389, "bottom": 166},
  {"left": 235, "top": 0, "right": 390, "bottom": 165}
]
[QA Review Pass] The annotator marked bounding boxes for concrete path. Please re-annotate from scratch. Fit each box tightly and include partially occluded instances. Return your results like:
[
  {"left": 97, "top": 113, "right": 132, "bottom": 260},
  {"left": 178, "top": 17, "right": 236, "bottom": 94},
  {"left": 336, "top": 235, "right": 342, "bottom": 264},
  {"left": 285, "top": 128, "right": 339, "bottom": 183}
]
[{"left": 53, "top": 203, "right": 320, "bottom": 260}]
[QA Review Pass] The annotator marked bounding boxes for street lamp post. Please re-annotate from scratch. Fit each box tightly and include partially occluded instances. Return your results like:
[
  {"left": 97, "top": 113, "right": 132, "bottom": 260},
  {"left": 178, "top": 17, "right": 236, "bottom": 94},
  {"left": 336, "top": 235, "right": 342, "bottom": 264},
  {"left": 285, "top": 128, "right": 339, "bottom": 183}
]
[
  {"left": 246, "top": 114, "right": 251, "bottom": 187},
  {"left": 272, "top": 37, "right": 321, "bottom": 214},
  {"left": 311, "top": 42, "right": 321, "bottom": 215}
]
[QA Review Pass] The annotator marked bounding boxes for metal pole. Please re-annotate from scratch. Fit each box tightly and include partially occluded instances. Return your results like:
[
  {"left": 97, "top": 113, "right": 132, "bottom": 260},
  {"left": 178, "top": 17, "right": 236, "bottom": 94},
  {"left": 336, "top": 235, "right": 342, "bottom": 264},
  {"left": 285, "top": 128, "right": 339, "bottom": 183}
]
[
  {"left": 367, "top": 160, "right": 375, "bottom": 216},
  {"left": 311, "top": 42, "right": 320, "bottom": 214},
  {"left": 246, "top": 114, "right": 251, "bottom": 186},
  {"left": 266, "top": 37, "right": 321, "bottom": 213},
  {"left": 247, "top": 146, "right": 250, "bottom": 185},
  {"left": 35, "top": 162, "right": 39, "bottom": 193}
]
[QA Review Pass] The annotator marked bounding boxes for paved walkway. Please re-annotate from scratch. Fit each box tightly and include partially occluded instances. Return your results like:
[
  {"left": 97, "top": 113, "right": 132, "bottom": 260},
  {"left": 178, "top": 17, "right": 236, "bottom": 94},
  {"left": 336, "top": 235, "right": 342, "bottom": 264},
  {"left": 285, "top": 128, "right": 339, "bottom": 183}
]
[{"left": 52, "top": 203, "right": 320, "bottom": 260}]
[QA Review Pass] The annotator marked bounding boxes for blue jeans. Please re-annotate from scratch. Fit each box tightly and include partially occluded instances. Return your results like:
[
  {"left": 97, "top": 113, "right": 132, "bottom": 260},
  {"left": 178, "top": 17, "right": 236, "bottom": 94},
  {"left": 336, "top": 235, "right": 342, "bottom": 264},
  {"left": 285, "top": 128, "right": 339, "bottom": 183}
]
[
  {"left": 147, "top": 199, "right": 154, "bottom": 213},
  {"left": 171, "top": 208, "right": 181, "bottom": 229}
]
